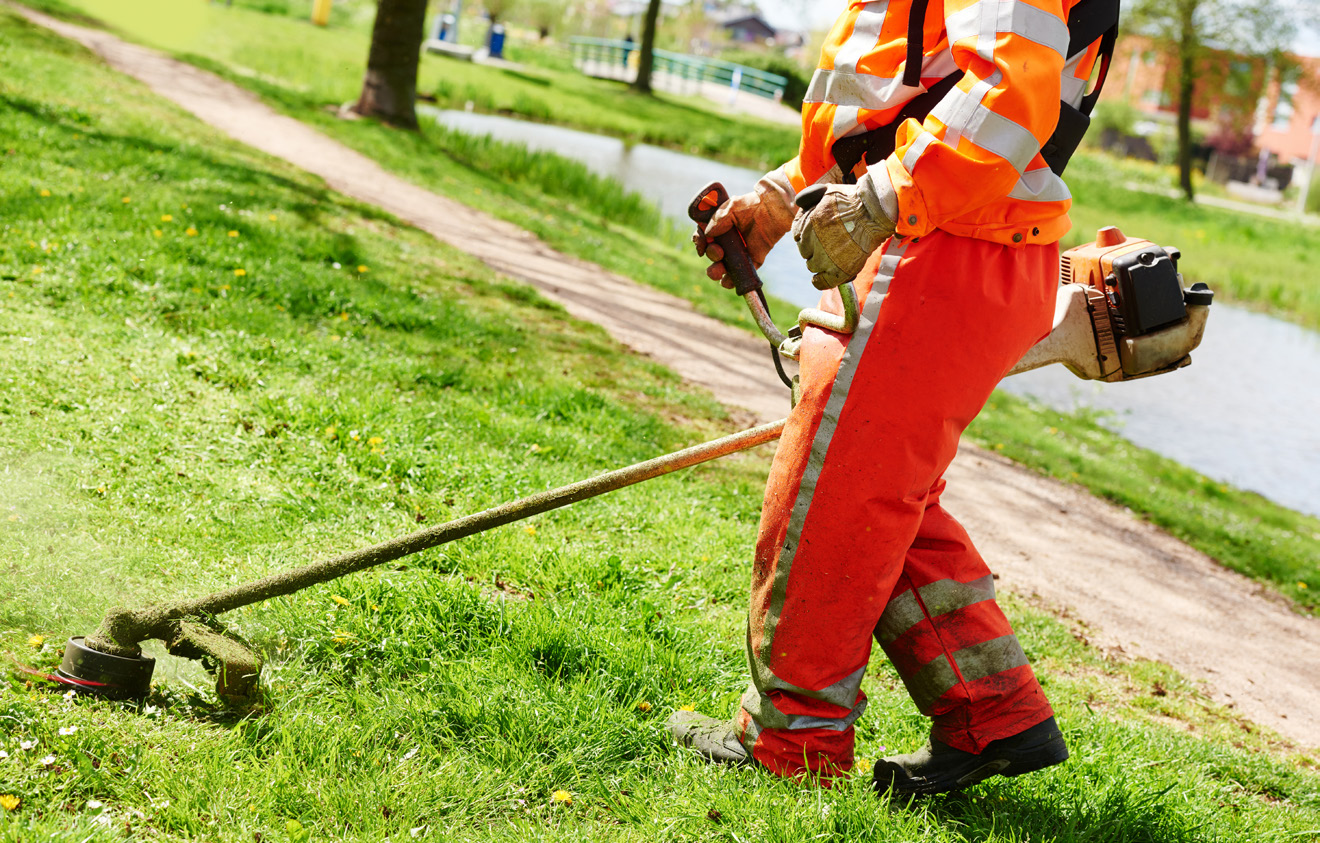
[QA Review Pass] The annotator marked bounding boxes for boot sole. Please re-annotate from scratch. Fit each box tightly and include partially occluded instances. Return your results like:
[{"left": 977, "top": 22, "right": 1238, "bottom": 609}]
[{"left": 881, "top": 732, "right": 1069, "bottom": 796}]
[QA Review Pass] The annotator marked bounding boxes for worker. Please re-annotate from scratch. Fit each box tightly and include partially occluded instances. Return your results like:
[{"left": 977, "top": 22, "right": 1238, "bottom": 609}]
[{"left": 671, "top": 0, "right": 1112, "bottom": 795}]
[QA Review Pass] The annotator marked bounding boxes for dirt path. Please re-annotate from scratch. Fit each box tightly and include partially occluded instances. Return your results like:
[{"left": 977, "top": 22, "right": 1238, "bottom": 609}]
[{"left": 19, "top": 6, "right": 1320, "bottom": 749}]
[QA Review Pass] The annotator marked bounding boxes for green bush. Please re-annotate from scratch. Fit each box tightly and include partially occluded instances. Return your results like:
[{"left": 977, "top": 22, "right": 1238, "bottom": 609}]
[{"left": 717, "top": 48, "right": 809, "bottom": 112}]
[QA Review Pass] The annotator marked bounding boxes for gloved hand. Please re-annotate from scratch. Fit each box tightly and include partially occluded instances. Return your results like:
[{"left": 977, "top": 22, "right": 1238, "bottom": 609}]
[
  {"left": 693, "top": 168, "right": 796, "bottom": 288},
  {"left": 792, "top": 169, "right": 899, "bottom": 290}
]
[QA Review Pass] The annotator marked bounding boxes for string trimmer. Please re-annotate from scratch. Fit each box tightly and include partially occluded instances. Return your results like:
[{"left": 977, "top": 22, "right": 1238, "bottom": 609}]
[{"left": 35, "top": 182, "right": 1213, "bottom": 703}]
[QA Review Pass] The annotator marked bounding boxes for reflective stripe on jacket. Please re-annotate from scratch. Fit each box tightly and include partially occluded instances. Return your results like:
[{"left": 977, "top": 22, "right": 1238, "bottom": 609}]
[{"left": 783, "top": 0, "right": 1103, "bottom": 247}]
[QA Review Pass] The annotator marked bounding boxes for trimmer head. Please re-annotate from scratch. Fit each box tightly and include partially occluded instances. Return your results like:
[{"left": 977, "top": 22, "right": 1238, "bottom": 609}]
[{"left": 54, "top": 637, "right": 156, "bottom": 700}]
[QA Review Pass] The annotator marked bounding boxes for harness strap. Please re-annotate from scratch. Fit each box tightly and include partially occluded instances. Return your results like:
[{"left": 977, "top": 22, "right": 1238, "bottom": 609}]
[{"left": 903, "top": 0, "right": 930, "bottom": 87}]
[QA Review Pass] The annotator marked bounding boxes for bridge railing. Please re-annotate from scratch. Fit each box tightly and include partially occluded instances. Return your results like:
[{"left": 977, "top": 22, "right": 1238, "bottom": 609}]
[{"left": 568, "top": 37, "right": 787, "bottom": 102}]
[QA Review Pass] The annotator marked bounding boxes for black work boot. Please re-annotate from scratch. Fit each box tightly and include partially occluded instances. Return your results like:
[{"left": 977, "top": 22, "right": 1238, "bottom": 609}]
[
  {"left": 872, "top": 716, "right": 1068, "bottom": 797},
  {"left": 667, "top": 711, "right": 753, "bottom": 767}
]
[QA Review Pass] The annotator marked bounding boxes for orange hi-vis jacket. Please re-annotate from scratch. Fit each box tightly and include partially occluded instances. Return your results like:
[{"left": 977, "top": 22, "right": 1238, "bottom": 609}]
[{"left": 782, "top": 0, "right": 1104, "bottom": 247}]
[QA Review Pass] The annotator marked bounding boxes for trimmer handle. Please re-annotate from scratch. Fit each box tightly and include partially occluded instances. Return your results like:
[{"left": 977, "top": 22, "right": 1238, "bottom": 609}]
[{"left": 687, "top": 182, "right": 763, "bottom": 297}]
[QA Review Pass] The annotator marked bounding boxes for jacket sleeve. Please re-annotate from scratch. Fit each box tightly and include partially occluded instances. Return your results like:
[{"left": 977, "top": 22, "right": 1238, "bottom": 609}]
[{"left": 886, "top": 0, "right": 1069, "bottom": 238}]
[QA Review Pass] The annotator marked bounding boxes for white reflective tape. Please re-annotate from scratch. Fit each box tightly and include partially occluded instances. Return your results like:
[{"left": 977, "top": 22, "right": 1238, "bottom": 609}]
[
  {"left": 1009, "top": 167, "right": 1072, "bottom": 202},
  {"left": 930, "top": 73, "right": 1040, "bottom": 173},
  {"left": 945, "top": 0, "right": 1068, "bottom": 58},
  {"left": 834, "top": 2, "right": 890, "bottom": 73},
  {"left": 901, "top": 129, "right": 938, "bottom": 172},
  {"left": 1060, "top": 51, "right": 1090, "bottom": 106}
]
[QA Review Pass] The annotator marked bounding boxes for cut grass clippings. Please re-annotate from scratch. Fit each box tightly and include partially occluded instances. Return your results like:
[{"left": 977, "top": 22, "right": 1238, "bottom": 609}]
[{"left": 1, "top": 9, "right": 1320, "bottom": 843}]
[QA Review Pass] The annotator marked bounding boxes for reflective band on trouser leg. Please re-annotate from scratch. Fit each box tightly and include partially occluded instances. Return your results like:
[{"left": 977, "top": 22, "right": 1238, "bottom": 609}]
[
  {"left": 876, "top": 485, "right": 1054, "bottom": 754},
  {"left": 740, "top": 231, "right": 1058, "bottom": 777}
]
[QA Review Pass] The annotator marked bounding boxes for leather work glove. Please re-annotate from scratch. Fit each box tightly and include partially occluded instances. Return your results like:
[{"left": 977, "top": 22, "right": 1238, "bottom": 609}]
[
  {"left": 693, "top": 168, "right": 796, "bottom": 288},
  {"left": 792, "top": 169, "right": 899, "bottom": 290}
]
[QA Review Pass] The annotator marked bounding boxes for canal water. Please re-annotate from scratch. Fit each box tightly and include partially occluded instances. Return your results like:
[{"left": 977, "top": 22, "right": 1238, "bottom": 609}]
[{"left": 424, "top": 108, "right": 1320, "bottom": 518}]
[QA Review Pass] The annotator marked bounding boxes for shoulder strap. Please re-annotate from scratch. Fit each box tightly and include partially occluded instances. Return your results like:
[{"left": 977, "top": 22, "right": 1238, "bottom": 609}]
[{"left": 902, "top": 0, "right": 931, "bottom": 87}]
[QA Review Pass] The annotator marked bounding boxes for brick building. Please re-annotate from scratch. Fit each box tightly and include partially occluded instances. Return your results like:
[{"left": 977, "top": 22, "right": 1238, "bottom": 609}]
[{"left": 1109, "top": 35, "right": 1320, "bottom": 167}]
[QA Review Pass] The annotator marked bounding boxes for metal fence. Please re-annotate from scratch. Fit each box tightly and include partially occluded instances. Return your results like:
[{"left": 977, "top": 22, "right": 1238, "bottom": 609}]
[{"left": 569, "top": 37, "right": 787, "bottom": 102}]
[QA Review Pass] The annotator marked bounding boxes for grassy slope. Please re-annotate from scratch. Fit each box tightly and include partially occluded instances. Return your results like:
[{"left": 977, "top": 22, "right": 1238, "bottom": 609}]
[
  {"left": 2, "top": 11, "right": 1320, "bottom": 842},
  {"left": 45, "top": 0, "right": 1320, "bottom": 330},
  {"left": 20, "top": 0, "right": 1320, "bottom": 610}
]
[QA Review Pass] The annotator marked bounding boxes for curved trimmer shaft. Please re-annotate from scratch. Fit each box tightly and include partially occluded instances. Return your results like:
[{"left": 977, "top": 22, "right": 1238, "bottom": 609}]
[{"left": 68, "top": 418, "right": 788, "bottom": 696}]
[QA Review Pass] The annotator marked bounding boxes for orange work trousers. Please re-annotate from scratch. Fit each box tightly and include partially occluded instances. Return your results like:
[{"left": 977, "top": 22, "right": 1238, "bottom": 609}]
[{"left": 736, "top": 231, "right": 1059, "bottom": 778}]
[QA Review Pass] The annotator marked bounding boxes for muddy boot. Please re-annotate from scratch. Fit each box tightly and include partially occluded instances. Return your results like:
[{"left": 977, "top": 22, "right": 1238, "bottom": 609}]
[
  {"left": 667, "top": 710, "right": 753, "bottom": 767},
  {"left": 872, "top": 716, "right": 1068, "bottom": 797}
]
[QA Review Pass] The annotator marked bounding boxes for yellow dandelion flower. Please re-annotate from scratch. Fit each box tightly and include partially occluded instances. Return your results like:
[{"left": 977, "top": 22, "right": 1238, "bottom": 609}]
[
  {"left": 0, "top": 794, "right": 19, "bottom": 812},
  {"left": 161, "top": 214, "right": 173, "bottom": 222},
  {"left": 331, "top": 630, "right": 352, "bottom": 645},
  {"left": 678, "top": 704, "right": 695, "bottom": 712},
  {"left": 370, "top": 603, "right": 380, "bottom": 611},
  {"left": 186, "top": 227, "right": 198, "bottom": 236},
  {"left": 27, "top": 635, "right": 43, "bottom": 648},
  {"left": 39, "top": 189, "right": 50, "bottom": 197},
  {"left": 339, "top": 312, "right": 349, "bottom": 321},
  {"left": 220, "top": 284, "right": 231, "bottom": 291},
  {"left": 27, "top": 241, "right": 36, "bottom": 248},
  {"left": 524, "top": 526, "right": 536, "bottom": 536},
  {"left": 228, "top": 230, "right": 239, "bottom": 237},
  {"left": 190, "top": 286, "right": 202, "bottom": 294},
  {"left": 31, "top": 266, "right": 42, "bottom": 275},
  {"left": 636, "top": 701, "right": 652, "bottom": 712},
  {"left": 331, "top": 595, "right": 351, "bottom": 606},
  {"left": 367, "top": 437, "right": 384, "bottom": 446},
  {"left": 550, "top": 790, "right": 572, "bottom": 805},
  {"left": 324, "top": 425, "right": 337, "bottom": 437},
  {"left": 268, "top": 214, "right": 278, "bottom": 221},
  {"left": 356, "top": 265, "right": 368, "bottom": 273},
  {"left": 234, "top": 268, "right": 246, "bottom": 277},
  {"left": 153, "top": 229, "right": 163, "bottom": 237},
  {"left": 7, "top": 514, "right": 19, "bottom": 522},
  {"left": 1300, "top": 582, "right": 1310, "bottom": 590},
  {"left": 121, "top": 196, "right": 131, "bottom": 204}
]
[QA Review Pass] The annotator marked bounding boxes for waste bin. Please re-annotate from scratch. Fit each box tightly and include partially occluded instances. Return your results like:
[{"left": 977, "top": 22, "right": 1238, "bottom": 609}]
[
  {"left": 488, "top": 23, "right": 505, "bottom": 58},
  {"left": 436, "top": 13, "right": 455, "bottom": 42}
]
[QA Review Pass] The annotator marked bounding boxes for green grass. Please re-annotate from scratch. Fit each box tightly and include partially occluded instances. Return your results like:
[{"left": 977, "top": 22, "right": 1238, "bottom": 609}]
[
  {"left": 3, "top": 11, "right": 1320, "bottom": 842},
  {"left": 28, "top": 0, "right": 1320, "bottom": 335}
]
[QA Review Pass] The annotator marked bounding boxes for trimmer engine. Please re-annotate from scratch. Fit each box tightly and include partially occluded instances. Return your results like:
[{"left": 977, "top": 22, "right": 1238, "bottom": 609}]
[{"left": 1011, "top": 226, "right": 1213, "bottom": 381}]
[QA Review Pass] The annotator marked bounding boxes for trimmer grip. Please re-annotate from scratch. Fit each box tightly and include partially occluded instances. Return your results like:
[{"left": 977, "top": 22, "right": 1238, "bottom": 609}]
[{"left": 687, "top": 182, "right": 763, "bottom": 297}]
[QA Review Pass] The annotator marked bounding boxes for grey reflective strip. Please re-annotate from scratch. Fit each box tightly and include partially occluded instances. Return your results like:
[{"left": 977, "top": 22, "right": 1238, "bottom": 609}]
[
  {"left": 934, "top": 70, "right": 1001, "bottom": 153},
  {"left": 901, "top": 130, "right": 937, "bottom": 172},
  {"left": 931, "top": 76, "right": 1040, "bottom": 173},
  {"left": 900, "top": 634, "right": 1030, "bottom": 712},
  {"left": 876, "top": 575, "right": 997, "bottom": 644},
  {"left": 1060, "top": 51, "right": 1090, "bottom": 106},
  {"left": 806, "top": 69, "right": 912, "bottom": 110},
  {"left": 921, "top": 574, "right": 997, "bottom": 618},
  {"left": 833, "top": 1, "right": 890, "bottom": 74},
  {"left": 952, "top": 634, "right": 1030, "bottom": 684},
  {"left": 806, "top": 49, "right": 960, "bottom": 110},
  {"left": 740, "top": 678, "right": 870, "bottom": 733},
  {"left": 945, "top": 0, "right": 1068, "bottom": 58},
  {"left": 742, "top": 629, "right": 870, "bottom": 732},
  {"left": 1008, "top": 168, "right": 1072, "bottom": 202},
  {"left": 876, "top": 589, "right": 924, "bottom": 644},
  {"left": 758, "top": 241, "right": 907, "bottom": 659},
  {"left": 904, "top": 654, "right": 959, "bottom": 713},
  {"left": 833, "top": 105, "right": 863, "bottom": 142}
]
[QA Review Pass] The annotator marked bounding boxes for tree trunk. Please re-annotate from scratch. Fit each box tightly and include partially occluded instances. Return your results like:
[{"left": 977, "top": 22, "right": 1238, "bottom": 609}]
[
  {"left": 352, "top": 0, "right": 429, "bottom": 129},
  {"left": 631, "top": 0, "right": 661, "bottom": 94},
  {"left": 1175, "top": 0, "right": 1198, "bottom": 199},
  {"left": 1177, "top": 50, "right": 1197, "bottom": 199}
]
